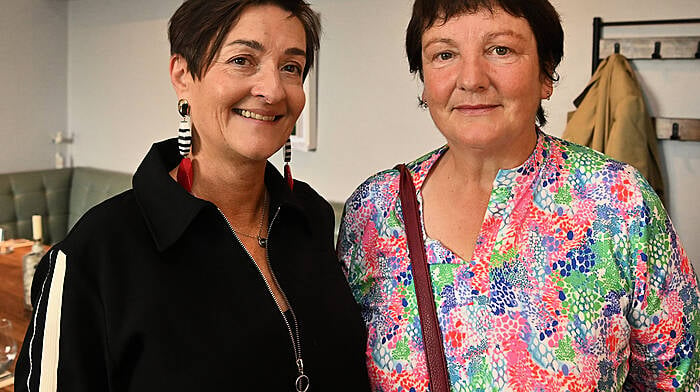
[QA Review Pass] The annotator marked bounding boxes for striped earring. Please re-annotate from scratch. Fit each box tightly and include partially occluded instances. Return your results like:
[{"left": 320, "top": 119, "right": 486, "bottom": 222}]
[
  {"left": 283, "top": 138, "right": 294, "bottom": 191},
  {"left": 178, "top": 99, "right": 191, "bottom": 156},
  {"left": 177, "top": 98, "right": 193, "bottom": 192}
]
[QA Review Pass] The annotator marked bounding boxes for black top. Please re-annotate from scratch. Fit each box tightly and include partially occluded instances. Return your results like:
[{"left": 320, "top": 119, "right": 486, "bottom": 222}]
[{"left": 15, "top": 139, "right": 370, "bottom": 391}]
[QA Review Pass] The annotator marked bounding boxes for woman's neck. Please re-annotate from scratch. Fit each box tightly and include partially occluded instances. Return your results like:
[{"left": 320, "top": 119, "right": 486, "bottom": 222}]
[
  {"left": 172, "top": 151, "right": 268, "bottom": 227},
  {"left": 439, "top": 128, "right": 537, "bottom": 190}
]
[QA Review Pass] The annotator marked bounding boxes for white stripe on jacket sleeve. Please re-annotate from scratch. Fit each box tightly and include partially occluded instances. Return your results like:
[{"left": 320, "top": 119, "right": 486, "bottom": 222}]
[
  {"left": 26, "top": 250, "right": 67, "bottom": 392},
  {"left": 26, "top": 249, "right": 57, "bottom": 391}
]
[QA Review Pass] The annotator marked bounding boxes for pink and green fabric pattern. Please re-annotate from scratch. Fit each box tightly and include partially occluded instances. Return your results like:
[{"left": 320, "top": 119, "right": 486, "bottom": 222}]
[{"left": 338, "top": 131, "right": 700, "bottom": 391}]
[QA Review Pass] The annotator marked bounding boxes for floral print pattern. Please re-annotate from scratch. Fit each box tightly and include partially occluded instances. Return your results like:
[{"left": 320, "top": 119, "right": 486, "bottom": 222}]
[{"left": 338, "top": 131, "right": 700, "bottom": 391}]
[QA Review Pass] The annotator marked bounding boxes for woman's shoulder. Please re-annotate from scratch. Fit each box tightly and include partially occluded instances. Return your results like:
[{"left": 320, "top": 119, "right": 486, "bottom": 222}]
[
  {"left": 288, "top": 179, "right": 334, "bottom": 218},
  {"left": 342, "top": 146, "right": 445, "bottom": 228},
  {"left": 544, "top": 133, "right": 660, "bottom": 207},
  {"left": 347, "top": 146, "right": 445, "bottom": 204},
  {"left": 543, "top": 132, "right": 607, "bottom": 163},
  {"left": 357, "top": 167, "right": 400, "bottom": 194},
  {"left": 289, "top": 179, "right": 325, "bottom": 203},
  {"left": 344, "top": 169, "right": 399, "bottom": 216},
  {"left": 58, "top": 190, "right": 144, "bottom": 255}
]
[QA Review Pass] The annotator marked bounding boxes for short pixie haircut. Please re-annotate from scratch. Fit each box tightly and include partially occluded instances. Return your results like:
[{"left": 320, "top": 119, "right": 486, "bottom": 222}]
[
  {"left": 405, "top": 0, "right": 563, "bottom": 126},
  {"left": 169, "top": 0, "right": 320, "bottom": 81}
]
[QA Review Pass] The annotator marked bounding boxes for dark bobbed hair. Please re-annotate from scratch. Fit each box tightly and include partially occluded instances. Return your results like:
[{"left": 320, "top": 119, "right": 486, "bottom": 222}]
[
  {"left": 169, "top": 0, "right": 320, "bottom": 81},
  {"left": 406, "top": 0, "right": 563, "bottom": 126}
]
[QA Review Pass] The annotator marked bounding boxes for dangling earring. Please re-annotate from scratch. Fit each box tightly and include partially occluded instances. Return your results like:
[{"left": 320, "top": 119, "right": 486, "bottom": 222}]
[
  {"left": 418, "top": 96, "right": 428, "bottom": 109},
  {"left": 176, "top": 98, "right": 193, "bottom": 192},
  {"left": 283, "top": 138, "right": 294, "bottom": 191}
]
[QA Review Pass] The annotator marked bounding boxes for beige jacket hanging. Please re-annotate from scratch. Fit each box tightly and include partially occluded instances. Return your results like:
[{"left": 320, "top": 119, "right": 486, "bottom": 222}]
[{"left": 563, "top": 54, "right": 664, "bottom": 201}]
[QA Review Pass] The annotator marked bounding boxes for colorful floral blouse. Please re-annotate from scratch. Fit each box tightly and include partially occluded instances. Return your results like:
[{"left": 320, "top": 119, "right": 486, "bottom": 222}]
[{"left": 338, "top": 132, "right": 700, "bottom": 391}]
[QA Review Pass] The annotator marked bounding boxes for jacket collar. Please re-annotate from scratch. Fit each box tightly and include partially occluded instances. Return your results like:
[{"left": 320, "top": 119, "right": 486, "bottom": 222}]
[
  {"left": 573, "top": 54, "right": 633, "bottom": 108},
  {"left": 133, "top": 138, "right": 307, "bottom": 252}
]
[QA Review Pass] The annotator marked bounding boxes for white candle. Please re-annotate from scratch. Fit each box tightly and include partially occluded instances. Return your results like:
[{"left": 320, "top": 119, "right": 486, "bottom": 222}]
[
  {"left": 32, "top": 215, "right": 42, "bottom": 240},
  {"left": 55, "top": 152, "right": 64, "bottom": 169}
]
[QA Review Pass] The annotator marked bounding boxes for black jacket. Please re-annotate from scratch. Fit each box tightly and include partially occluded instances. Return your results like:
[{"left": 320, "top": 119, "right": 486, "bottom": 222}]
[{"left": 15, "top": 139, "right": 370, "bottom": 391}]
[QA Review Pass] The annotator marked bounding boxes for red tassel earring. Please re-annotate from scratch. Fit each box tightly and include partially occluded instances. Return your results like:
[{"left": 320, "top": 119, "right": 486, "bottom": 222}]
[
  {"left": 283, "top": 138, "right": 294, "bottom": 191},
  {"left": 176, "top": 98, "right": 193, "bottom": 192}
]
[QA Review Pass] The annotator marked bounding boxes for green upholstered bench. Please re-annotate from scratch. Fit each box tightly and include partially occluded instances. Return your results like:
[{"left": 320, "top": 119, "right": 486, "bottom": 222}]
[{"left": 0, "top": 167, "right": 132, "bottom": 245}]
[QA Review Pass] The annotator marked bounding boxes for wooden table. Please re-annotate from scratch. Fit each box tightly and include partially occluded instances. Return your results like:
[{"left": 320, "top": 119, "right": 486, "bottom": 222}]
[{"left": 0, "top": 244, "right": 47, "bottom": 392}]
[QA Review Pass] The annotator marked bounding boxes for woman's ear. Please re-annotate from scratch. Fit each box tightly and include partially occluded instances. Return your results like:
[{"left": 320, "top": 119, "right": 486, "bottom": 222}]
[
  {"left": 540, "top": 66, "right": 555, "bottom": 100},
  {"left": 170, "top": 54, "right": 192, "bottom": 97},
  {"left": 540, "top": 77, "right": 553, "bottom": 100}
]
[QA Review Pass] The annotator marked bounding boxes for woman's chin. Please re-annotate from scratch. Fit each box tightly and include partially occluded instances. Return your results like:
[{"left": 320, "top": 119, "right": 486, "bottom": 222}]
[
  {"left": 235, "top": 143, "right": 286, "bottom": 163},
  {"left": 443, "top": 130, "right": 504, "bottom": 149},
  {"left": 218, "top": 132, "right": 290, "bottom": 163}
]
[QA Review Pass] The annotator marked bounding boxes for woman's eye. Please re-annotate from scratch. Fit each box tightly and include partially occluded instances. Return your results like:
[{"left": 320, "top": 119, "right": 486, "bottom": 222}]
[
  {"left": 493, "top": 46, "right": 510, "bottom": 56},
  {"left": 437, "top": 52, "right": 453, "bottom": 61},
  {"left": 282, "top": 64, "right": 302, "bottom": 75},
  {"left": 228, "top": 57, "right": 249, "bottom": 65}
]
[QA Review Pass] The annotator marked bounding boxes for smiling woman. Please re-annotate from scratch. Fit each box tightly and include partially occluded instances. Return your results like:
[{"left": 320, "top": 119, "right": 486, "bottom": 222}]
[
  {"left": 338, "top": 0, "right": 700, "bottom": 390},
  {"left": 420, "top": 10, "right": 547, "bottom": 168},
  {"left": 13, "top": 1, "right": 371, "bottom": 391},
  {"left": 170, "top": 5, "right": 308, "bottom": 167}
]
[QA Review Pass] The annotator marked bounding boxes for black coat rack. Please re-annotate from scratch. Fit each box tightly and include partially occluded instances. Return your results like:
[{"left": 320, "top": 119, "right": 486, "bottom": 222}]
[
  {"left": 592, "top": 17, "right": 700, "bottom": 74},
  {"left": 591, "top": 17, "right": 700, "bottom": 141}
]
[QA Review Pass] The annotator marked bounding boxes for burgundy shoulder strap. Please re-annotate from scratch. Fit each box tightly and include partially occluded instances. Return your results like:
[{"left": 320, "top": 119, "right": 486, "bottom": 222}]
[{"left": 395, "top": 164, "right": 450, "bottom": 392}]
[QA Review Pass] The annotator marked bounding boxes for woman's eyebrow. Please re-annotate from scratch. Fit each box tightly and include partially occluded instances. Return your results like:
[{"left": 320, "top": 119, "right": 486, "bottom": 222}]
[
  {"left": 227, "top": 39, "right": 264, "bottom": 51},
  {"left": 226, "top": 39, "right": 305, "bottom": 57},
  {"left": 423, "top": 37, "right": 458, "bottom": 49},
  {"left": 484, "top": 30, "right": 526, "bottom": 41},
  {"left": 286, "top": 47, "right": 306, "bottom": 57}
]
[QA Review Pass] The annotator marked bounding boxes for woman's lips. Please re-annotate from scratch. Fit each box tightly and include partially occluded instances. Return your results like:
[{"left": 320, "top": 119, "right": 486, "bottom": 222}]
[
  {"left": 453, "top": 104, "right": 500, "bottom": 115},
  {"left": 232, "top": 108, "right": 281, "bottom": 122}
]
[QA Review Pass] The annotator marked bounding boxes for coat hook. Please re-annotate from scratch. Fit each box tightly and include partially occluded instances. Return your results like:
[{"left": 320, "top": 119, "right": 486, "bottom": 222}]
[
  {"left": 614, "top": 42, "right": 620, "bottom": 54},
  {"left": 671, "top": 123, "right": 680, "bottom": 140},
  {"left": 652, "top": 41, "right": 662, "bottom": 59},
  {"left": 695, "top": 41, "right": 700, "bottom": 59}
]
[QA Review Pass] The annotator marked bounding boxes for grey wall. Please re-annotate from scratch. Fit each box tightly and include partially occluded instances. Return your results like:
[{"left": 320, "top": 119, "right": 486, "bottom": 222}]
[{"left": 0, "top": 0, "right": 67, "bottom": 172}]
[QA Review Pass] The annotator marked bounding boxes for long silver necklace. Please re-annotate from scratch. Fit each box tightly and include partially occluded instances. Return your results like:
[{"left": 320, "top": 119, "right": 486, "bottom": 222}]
[
  {"left": 229, "top": 196, "right": 308, "bottom": 390},
  {"left": 232, "top": 191, "right": 268, "bottom": 248}
]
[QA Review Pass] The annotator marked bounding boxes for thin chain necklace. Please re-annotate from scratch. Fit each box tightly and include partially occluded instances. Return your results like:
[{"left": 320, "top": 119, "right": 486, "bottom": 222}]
[{"left": 232, "top": 190, "right": 268, "bottom": 248}]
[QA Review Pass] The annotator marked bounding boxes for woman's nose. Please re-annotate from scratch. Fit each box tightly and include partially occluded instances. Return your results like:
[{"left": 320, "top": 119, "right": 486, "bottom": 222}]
[
  {"left": 250, "top": 63, "right": 286, "bottom": 104},
  {"left": 457, "top": 55, "right": 490, "bottom": 92}
]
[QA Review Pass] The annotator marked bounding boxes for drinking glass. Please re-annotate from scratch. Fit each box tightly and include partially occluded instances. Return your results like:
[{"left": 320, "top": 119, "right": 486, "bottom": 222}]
[{"left": 0, "top": 318, "right": 18, "bottom": 374}]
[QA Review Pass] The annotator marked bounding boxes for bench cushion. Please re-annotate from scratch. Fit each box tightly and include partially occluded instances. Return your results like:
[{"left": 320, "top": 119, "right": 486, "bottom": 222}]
[
  {"left": 69, "top": 168, "right": 132, "bottom": 230},
  {"left": 0, "top": 168, "right": 131, "bottom": 244}
]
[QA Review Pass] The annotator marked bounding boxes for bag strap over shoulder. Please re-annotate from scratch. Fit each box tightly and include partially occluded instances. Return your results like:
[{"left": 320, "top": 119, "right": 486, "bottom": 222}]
[{"left": 394, "top": 164, "right": 450, "bottom": 392}]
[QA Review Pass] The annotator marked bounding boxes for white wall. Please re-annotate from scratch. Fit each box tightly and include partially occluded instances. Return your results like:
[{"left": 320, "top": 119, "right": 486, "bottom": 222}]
[
  {"left": 548, "top": 0, "right": 700, "bottom": 267},
  {"left": 0, "top": 0, "right": 67, "bottom": 172},
  {"left": 67, "top": 0, "right": 181, "bottom": 173},
  {"left": 64, "top": 0, "right": 443, "bottom": 183},
  {"left": 7, "top": 0, "right": 700, "bottom": 262},
  {"left": 267, "top": 0, "right": 442, "bottom": 199}
]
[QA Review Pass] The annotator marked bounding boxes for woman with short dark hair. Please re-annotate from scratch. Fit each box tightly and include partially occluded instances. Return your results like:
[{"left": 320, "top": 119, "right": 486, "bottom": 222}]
[
  {"left": 339, "top": 0, "right": 699, "bottom": 390},
  {"left": 15, "top": 1, "right": 370, "bottom": 391}
]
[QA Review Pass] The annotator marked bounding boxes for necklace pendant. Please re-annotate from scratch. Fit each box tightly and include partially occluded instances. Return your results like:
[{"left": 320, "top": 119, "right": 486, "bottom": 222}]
[{"left": 257, "top": 236, "right": 267, "bottom": 248}]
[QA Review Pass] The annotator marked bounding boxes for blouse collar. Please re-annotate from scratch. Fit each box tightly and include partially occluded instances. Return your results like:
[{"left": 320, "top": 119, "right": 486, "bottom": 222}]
[{"left": 407, "top": 129, "right": 547, "bottom": 196}]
